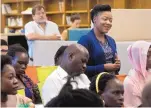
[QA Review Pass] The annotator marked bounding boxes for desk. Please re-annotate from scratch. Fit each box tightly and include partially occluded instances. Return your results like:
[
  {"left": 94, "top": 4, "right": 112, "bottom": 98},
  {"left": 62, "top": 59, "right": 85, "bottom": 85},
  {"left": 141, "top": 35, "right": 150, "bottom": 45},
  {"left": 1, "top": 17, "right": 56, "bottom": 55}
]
[{"left": 0, "top": 33, "right": 24, "bottom": 36}]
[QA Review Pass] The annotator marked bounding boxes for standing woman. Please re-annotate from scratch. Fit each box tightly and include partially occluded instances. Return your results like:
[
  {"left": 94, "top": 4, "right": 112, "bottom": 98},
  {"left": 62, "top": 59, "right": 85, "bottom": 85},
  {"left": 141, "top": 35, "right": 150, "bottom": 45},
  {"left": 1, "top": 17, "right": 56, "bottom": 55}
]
[
  {"left": 78, "top": 4, "right": 120, "bottom": 80},
  {"left": 7, "top": 44, "right": 42, "bottom": 104}
]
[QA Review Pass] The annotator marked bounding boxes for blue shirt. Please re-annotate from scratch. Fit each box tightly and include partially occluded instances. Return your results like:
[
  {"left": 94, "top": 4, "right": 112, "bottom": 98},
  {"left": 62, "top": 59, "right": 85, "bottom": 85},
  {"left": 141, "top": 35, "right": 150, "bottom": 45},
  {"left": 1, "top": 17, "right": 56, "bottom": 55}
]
[{"left": 78, "top": 29, "right": 118, "bottom": 79}]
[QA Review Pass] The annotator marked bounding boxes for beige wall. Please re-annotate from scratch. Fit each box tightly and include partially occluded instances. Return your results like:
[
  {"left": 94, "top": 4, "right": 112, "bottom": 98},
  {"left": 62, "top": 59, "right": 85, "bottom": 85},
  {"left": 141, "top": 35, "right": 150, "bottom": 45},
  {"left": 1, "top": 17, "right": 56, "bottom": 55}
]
[{"left": 108, "top": 9, "right": 151, "bottom": 41}]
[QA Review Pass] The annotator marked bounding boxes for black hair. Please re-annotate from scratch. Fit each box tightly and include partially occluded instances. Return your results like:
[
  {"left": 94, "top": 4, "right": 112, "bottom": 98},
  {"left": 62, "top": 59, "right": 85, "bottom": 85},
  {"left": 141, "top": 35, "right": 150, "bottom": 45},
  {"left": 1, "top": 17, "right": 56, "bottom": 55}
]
[
  {"left": 1, "top": 55, "right": 12, "bottom": 72},
  {"left": 90, "top": 73, "right": 117, "bottom": 94},
  {"left": 7, "top": 44, "right": 28, "bottom": 58},
  {"left": 91, "top": 4, "right": 111, "bottom": 23},
  {"left": 1, "top": 39, "right": 8, "bottom": 46},
  {"left": 45, "top": 76, "right": 104, "bottom": 107},
  {"left": 54, "top": 45, "right": 68, "bottom": 65}
]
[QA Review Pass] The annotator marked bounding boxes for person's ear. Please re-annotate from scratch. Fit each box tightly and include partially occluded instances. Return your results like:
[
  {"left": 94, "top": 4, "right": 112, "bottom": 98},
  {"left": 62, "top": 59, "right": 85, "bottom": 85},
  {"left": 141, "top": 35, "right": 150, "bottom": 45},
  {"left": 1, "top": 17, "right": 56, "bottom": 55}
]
[
  {"left": 68, "top": 52, "right": 74, "bottom": 61},
  {"left": 32, "top": 15, "right": 35, "bottom": 20},
  {"left": 100, "top": 91, "right": 106, "bottom": 99}
]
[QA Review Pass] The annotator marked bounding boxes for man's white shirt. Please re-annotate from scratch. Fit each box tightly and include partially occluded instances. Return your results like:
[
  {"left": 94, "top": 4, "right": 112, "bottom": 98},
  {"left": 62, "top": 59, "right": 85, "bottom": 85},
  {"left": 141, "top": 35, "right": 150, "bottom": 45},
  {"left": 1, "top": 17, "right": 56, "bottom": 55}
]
[
  {"left": 42, "top": 66, "right": 90, "bottom": 105},
  {"left": 25, "top": 21, "right": 60, "bottom": 58}
]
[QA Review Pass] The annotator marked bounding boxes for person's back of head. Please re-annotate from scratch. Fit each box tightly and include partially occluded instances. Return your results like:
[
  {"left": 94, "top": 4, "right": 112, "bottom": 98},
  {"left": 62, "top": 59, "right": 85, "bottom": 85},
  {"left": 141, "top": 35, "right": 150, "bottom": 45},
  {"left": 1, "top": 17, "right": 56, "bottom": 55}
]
[
  {"left": 45, "top": 76, "right": 104, "bottom": 107},
  {"left": 54, "top": 45, "right": 68, "bottom": 65},
  {"left": 1, "top": 39, "right": 8, "bottom": 55},
  {"left": 90, "top": 72, "right": 124, "bottom": 107},
  {"left": 141, "top": 80, "right": 151, "bottom": 107}
]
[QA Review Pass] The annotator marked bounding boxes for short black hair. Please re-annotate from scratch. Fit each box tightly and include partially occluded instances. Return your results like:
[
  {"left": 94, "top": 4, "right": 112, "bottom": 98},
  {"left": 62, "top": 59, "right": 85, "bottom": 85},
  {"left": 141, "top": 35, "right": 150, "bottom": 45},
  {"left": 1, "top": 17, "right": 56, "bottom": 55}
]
[
  {"left": 54, "top": 46, "right": 68, "bottom": 65},
  {"left": 45, "top": 76, "right": 104, "bottom": 107},
  {"left": 91, "top": 4, "right": 111, "bottom": 23},
  {"left": 7, "top": 44, "right": 28, "bottom": 58},
  {"left": 1, "top": 55, "right": 12, "bottom": 72},
  {"left": 90, "top": 73, "right": 116, "bottom": 94},
  {"left": 1, "top": 39, "right": 8, "bottom": 46}
]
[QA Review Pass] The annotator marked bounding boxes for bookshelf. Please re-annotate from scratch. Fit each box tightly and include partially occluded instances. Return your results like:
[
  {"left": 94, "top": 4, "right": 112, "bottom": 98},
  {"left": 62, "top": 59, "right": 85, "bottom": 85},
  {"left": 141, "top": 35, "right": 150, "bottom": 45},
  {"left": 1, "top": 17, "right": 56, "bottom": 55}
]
[{"left": 1, "top": 0, "right": 151, "bottom": 33}]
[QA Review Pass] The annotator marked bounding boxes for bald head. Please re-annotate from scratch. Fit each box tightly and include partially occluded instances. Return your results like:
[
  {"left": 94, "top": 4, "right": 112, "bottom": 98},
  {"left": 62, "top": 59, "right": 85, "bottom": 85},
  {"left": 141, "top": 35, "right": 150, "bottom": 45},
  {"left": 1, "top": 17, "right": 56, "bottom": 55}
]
[
  {"left": 64, "top": 44, "right": 89, "bottom": 58},
  {"left": 141, "top": 81, "right": 151, "bottom": 107},
  {"left": 61, "top": 44, "right": 89, "bottom": 76}
]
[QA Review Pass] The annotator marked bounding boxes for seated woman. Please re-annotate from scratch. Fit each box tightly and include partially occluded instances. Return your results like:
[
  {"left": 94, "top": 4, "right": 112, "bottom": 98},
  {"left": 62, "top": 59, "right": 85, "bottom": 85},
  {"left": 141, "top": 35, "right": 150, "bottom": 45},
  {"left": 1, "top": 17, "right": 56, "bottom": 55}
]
[
  {"left": 1, "top": 55, "right": 34, "bottom": 107},
  {"left": 124, "top": 41, "right": 151, "bottom": 107},
  {"left": 7, "top": 44, "right": 42, "bottom": 104},
  {"left": 89, "top": 72, "right": 124, "bottom": 107},
  {"left": 45, "top": 76, "right": 104, "bottom": 107},
  {"left": 61, "top": 13, "right": 81, "bottom": 40}
]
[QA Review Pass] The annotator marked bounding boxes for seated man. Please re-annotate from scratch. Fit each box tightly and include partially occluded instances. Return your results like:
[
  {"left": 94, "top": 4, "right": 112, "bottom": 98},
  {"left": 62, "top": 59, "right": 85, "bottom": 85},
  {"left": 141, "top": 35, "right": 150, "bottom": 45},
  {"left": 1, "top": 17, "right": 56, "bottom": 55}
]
[
  {"left": 42, "top": 44, "right": 90, "bottom": 105},
  {"left": 45, "top": 76, "right": 104, "bottom": 107},
  {"left": 54, "top": 45, "right": 68, "bottom": 65},
  {"left": 0, "top": 39, "right": 8, "bottom": 55},
  {"left": 25, "top": 4, "right": 61, "bottom": 59}
]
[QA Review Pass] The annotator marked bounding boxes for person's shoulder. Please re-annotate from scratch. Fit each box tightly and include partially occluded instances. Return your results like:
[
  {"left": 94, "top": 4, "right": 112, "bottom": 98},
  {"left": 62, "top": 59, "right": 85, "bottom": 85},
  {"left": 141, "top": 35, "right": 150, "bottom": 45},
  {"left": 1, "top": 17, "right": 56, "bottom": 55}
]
[
  {"left": 62, "top": 29, "right": 68, "bottom": 34},
  {"left": 78, "top": 30, "right": 92, "bottom": 42},
  {"left": 123, "top": 75, "right": 134, "bottom": 86},
  {"left": 16, "top": 94, "right": 35, "bottom": 107},
  {"left": 25, "top": 21, "right": 34, "bottom": 26},
  {"left": 47, "top": 21, "right": 58, "bottom": 27},
  {"left": 44, "top": 68, "right": 60, "bottom": 83}
]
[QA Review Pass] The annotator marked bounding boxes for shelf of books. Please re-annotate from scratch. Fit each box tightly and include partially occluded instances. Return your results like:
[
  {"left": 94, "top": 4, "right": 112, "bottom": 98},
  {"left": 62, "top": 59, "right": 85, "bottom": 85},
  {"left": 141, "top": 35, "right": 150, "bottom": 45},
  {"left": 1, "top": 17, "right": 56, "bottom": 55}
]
[{"left": 2, "top": 0, "right": 143, "bottom": 33}]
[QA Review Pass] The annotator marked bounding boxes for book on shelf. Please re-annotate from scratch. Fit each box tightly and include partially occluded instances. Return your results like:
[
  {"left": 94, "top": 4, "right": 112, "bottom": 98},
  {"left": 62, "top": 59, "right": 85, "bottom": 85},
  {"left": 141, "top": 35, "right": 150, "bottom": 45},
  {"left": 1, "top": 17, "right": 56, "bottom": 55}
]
[
  {"left": 2, "top": 4, "right": 7, "bottom": 14},
  {"left": 58, "top": 1, "right": 64, "bottom": 12},
  {"left": 7, "top": 17, "right": 23, "bottom": 27},
  {"left": 66, "top": 16, "right": 71, "bottom": 25},
  {"left": 2, "top": 4, "right": 12, "bottom": 14}
]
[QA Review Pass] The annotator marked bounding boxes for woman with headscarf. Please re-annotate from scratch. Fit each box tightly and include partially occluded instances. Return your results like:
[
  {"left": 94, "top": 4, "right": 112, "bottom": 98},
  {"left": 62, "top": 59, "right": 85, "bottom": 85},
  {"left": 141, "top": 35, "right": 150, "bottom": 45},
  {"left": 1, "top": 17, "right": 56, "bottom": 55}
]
[{"left": 124, "top": 41, "right": 151, "bottom": 107}]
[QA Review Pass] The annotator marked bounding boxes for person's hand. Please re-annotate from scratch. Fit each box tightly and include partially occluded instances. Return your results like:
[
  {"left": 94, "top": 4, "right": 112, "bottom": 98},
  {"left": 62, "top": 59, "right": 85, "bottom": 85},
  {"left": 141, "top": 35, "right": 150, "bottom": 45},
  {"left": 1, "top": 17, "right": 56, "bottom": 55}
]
[
  {"left": 114, "top": 53, "right": 121, "bottom": 65},
  {"left": 104, "top": 63, "right": 120, "bottom": 72},
  {"left": 49, "top": 34, "right": 61, "bottom": 40}
]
